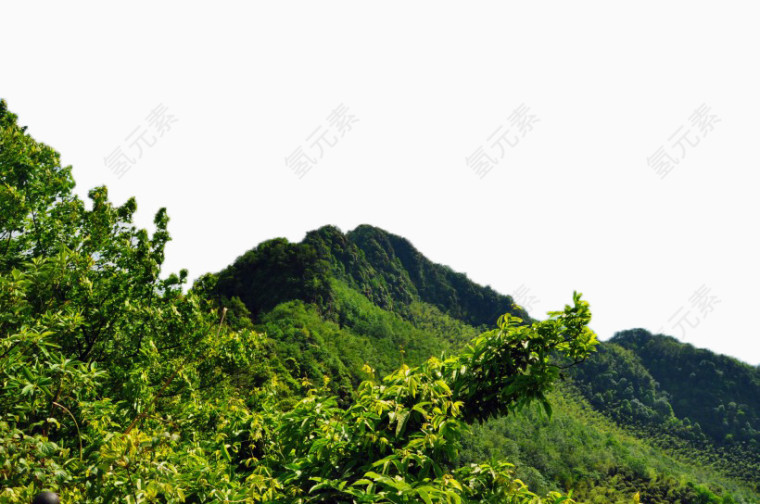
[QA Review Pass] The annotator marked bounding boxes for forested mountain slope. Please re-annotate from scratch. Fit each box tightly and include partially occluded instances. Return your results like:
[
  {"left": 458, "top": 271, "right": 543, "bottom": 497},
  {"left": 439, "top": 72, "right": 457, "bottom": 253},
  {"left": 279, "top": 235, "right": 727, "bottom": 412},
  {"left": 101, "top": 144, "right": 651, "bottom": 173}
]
[
  {"left": 613, "top": 329, "right": 760, "bottom": 447},
  {"left": 203, "top": 225, "right": 760, "bottom": 503},
  {"left": 569, "top": 329, "right": 760, "bottom": 489},
  {"left": 2, "top": 97, "right": 757, "bottom": 503}
]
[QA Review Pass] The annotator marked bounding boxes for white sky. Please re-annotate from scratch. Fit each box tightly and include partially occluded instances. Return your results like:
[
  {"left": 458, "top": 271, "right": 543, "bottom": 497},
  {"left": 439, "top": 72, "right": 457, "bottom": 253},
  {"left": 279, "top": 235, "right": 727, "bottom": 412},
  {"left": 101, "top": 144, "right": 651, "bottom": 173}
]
[{"left": 3, "top": 2, "right": 759, "bottom": 365}]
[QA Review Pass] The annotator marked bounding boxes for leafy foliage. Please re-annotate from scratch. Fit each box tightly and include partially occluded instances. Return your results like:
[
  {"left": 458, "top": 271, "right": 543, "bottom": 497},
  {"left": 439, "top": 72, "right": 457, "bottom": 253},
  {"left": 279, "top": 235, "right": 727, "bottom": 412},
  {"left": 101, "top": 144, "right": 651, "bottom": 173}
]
[
  {"left": 1, "top": 99, "right": 268, "bottom": 502},
  {"left": 258, "top": 295, "right": 597, "bottom": 503}
]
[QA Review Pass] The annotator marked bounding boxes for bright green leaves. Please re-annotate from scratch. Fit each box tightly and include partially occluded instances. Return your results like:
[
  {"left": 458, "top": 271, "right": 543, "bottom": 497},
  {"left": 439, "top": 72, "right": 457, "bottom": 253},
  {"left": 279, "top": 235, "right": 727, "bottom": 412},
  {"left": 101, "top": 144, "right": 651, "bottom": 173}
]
[
  {"left": 0, "top": 100, "right": 271, "bottom": 502},
  {"left": 0, "top": 99, "right": 78, "bottom": 270},
  {"left": 446, "top": 292, "right": 597, "bottom": 424},
  {"left": 258, "top": 294, "right": 595, "bottom": 502}
]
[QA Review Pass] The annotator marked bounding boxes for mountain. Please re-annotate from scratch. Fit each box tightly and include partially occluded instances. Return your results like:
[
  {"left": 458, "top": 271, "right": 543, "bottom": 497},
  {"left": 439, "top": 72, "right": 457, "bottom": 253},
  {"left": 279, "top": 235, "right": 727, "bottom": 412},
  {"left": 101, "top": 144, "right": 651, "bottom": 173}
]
[
  {"left": 212, "top": 224, "right": 529, "bottom": 327},
  {"left": 3, "top": 98, "right": 758, "bottom": 503},
  {"left": 569, "top": 328, "right": 760, "bottom": 487},
  {"left": 612, "top": 329, "right": 760, "bottom": 448},
  {"left": 201, "top": 224, "right": 760, "bottom": 503}
]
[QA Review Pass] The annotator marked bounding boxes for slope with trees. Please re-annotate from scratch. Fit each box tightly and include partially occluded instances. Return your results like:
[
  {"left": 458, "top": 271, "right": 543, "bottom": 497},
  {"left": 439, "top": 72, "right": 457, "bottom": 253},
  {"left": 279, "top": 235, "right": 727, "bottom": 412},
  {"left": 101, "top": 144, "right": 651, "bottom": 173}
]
[{"left": 2, "top": 98, "right": 757, "bottom": 503}]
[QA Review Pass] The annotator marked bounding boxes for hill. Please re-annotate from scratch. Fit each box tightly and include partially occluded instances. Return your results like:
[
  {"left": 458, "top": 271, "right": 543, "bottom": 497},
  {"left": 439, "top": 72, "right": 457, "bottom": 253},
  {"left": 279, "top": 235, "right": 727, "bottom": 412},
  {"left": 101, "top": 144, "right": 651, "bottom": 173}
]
[
  {"left": 202, "top": 225, "right": 760, "bottom": 502},
  {"left": 612, "top": 329, "right": 760, "bottom": 448},
  {"left": 211, "top": 224, "right": 529, "bottom": 327},
  {"left": 2, "top": 97, "right": 757, "bottom": 503}
]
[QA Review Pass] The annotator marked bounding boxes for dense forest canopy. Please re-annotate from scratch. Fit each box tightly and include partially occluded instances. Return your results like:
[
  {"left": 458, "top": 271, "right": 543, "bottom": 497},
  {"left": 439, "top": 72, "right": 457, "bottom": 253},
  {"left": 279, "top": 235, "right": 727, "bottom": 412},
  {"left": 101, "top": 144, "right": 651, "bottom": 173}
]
[{"left": 1, "top": 98, "right": 757, "bottom": 503}]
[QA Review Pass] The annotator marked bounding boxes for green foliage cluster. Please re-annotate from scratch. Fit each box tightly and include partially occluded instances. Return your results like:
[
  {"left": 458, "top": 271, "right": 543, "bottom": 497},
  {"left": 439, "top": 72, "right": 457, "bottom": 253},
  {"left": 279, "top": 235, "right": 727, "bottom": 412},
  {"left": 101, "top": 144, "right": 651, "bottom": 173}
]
[
  {"left": 0, "top": 99, "right": 270, "bottom": 502},
  {"left": 248, "top": 292, "right": 756, "bottom": 503},
  {"left": 257, "top": 298, "right": 597, "bottom": 503}
]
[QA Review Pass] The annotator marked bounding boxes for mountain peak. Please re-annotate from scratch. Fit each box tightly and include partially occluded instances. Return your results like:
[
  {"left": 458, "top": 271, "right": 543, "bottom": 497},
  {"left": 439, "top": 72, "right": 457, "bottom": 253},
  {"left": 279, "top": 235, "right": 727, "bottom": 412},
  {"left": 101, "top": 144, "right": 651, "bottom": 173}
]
[{"left": 213, "top": 224, "right": 528, "bottom": 326}]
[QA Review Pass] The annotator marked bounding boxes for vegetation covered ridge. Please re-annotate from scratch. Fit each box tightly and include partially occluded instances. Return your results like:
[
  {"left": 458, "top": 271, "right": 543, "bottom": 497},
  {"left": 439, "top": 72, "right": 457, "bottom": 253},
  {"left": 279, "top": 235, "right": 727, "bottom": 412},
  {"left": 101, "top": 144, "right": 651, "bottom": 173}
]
[
  {"left": 1, "top": 98, "right": 756, "bottom": 503},
  {"left": 211, "top": 223, "right": 530, "bottom": 327}
]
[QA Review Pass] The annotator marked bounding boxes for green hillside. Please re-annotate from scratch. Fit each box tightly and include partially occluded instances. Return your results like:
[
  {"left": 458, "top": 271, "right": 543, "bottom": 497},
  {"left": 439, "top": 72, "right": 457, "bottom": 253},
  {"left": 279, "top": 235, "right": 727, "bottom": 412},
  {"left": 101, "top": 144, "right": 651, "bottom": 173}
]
[
  {"left": 203, "top": 226, "right": 759, "bottom": 503},
  {"left": 2, "top": 98, "right": 758, "bottom": 503},
  {"left": 612, "top": 329, "right": 760, "bottom": 448}
]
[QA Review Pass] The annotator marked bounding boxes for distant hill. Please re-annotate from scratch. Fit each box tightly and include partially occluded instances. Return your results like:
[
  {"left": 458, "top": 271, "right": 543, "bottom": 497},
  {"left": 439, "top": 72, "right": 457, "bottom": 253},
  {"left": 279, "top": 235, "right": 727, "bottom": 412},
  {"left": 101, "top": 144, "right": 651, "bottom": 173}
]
[
  {"left": 611, "top": 329, "right": 760, "bottom": 447},
  {"left": 570, "top": 329, "right": 760, "bottom": 488}
]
